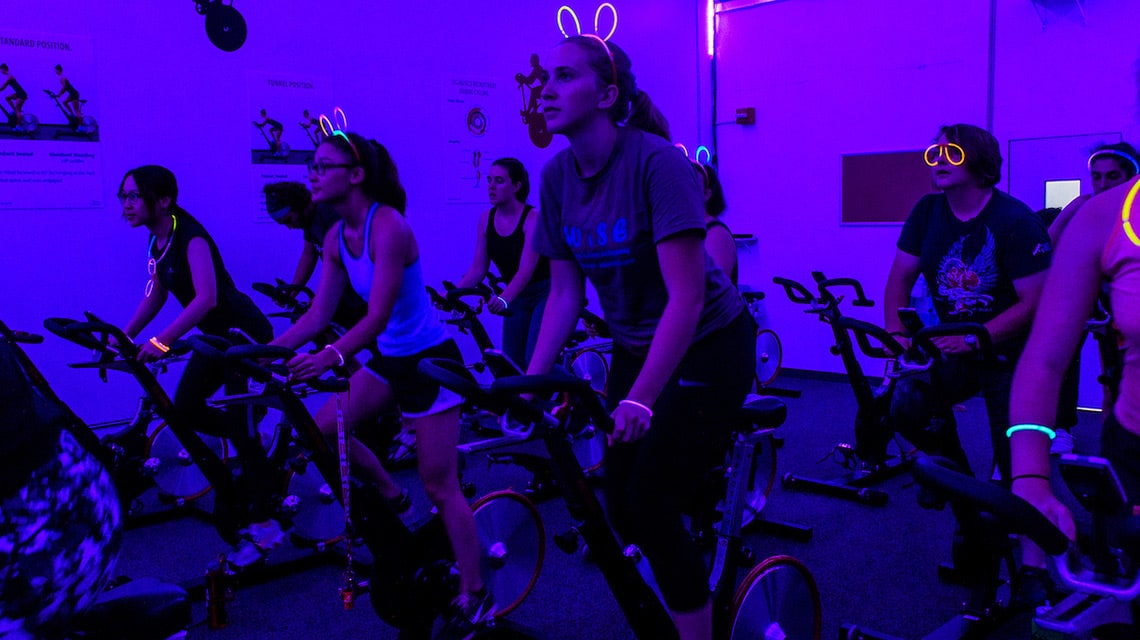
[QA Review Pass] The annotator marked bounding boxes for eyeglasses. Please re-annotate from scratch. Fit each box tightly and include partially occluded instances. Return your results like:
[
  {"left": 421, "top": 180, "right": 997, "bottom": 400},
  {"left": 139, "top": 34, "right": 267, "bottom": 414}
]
[
  {"left": 307, "top": 160, "right": 356, "bottom": 176},
  {"left": 118, "top": 191, "right": 142, "bottom": 205},
  {"left": 924, "top": 143, "right": 966, "bottom": 167}
]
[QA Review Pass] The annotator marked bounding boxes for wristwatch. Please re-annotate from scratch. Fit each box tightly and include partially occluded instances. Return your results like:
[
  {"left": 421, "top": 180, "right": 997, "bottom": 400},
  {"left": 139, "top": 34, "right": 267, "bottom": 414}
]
[{"left": 963, "top": 334, "right": 978, "bottom": 351}]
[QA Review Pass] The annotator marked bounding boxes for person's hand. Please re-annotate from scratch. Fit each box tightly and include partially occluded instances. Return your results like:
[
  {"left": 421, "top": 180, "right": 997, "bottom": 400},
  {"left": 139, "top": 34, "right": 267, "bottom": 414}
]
[
  {"left": 488, "top": 295, "right": 509, "bottom": 315},
  {"left": 287, "top": 349, "right": 336, "bottom": 381},
  {"left": 609, "top": 400, "right": 652, "bottom": 445},
  {"left": 1012, "top": 477, "right": 1077, "bottom": 542},
  {"left": 136, "top": 340, "right": 166, "bottom": 363},
  {"left": 932, "top": 335, "right": 972, "bottom": 355}
]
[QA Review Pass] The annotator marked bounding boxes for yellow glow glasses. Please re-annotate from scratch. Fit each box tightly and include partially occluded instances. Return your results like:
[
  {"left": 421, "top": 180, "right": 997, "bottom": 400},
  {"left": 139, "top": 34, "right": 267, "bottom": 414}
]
[{"left": 923, "top": 143, "right": 966, "bottom": 167}]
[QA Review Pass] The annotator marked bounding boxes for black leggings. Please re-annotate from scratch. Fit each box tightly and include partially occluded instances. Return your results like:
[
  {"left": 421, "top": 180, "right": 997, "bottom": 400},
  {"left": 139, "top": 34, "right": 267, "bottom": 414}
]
[
  {"left": 173, "top": 319, "right": 275, "bottom": 522},
  {"left": 604, "top": 311, "right": 755, "bottom": 612}
]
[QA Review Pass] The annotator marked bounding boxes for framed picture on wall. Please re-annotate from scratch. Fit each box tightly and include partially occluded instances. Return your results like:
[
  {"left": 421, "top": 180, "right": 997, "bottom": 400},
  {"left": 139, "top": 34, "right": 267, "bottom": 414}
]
[{"left": 840, "top": 150, "right": 935, "bottom": 225}]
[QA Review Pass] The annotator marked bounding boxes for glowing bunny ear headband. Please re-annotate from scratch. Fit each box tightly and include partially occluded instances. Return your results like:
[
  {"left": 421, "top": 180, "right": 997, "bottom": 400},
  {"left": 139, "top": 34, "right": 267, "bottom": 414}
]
[
  {"left": 558, "top": 3, "right": 619, "bottom": 87},
  {"left": 675, "top": 144, "right": 712, "bottom": 165},
  {"left": 318, "top": 107, "right": 360, "bottom": 162},
  {"left": 675, "top": 143, "right": 713, "bottom": 183}
]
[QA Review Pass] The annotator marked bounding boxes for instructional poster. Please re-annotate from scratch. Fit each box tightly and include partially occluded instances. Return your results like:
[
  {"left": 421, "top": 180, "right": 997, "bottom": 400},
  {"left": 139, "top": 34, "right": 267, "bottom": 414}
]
[
  {"left": 445, "top": 76, "right": 502, "bottom": 205},
  {"left": 0, "top": 30, "right": 103, "bottom": 210},
  {"left": 246, "top": 71, "right": 332, "bottom": 222}
]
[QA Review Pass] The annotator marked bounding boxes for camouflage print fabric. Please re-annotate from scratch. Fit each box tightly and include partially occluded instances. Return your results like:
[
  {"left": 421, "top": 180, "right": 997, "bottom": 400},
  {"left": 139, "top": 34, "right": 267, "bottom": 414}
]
[{"left": 0, "top": 431, "right": 121, "bottom": 639}]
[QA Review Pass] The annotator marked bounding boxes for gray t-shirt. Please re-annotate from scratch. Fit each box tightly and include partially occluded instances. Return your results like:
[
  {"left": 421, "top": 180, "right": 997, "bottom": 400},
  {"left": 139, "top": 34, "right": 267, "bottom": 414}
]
[{"left": 535, "top": 127, "right": 744, "bottom": 354}]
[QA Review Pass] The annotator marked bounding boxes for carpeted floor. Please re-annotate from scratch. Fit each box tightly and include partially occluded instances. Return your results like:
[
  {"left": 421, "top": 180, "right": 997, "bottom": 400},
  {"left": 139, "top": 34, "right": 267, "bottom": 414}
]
[{"left": 112, "top": 372, "right": 1107, "bottom": 639}]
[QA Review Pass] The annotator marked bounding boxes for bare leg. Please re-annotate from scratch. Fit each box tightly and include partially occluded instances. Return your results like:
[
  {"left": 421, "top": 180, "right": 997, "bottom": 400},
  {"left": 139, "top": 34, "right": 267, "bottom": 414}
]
[
  {"left": 412, "top": 406, "right": 483, "bottom": 594},
  {"left": 314, "top": 368, "right": 401, "bottom": 500}
]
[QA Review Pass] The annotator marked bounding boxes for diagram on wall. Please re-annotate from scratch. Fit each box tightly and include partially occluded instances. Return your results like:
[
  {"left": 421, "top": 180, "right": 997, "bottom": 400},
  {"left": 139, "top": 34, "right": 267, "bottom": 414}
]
[
  {"left": 0, "top": 30, "right": 104, "bottom": 210},
  {"left": 445, "top": 76, "right": 502, "bottom": 204},
  {"left": 246, "top": 71, "right": 332, "bottom": 221}
]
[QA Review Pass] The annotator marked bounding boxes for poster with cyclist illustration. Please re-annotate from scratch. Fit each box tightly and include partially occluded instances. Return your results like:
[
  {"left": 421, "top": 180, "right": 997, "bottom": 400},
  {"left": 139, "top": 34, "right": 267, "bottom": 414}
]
[
  {"left": 445, "top": 76, "right": 503, "bottom": 204},
  {"left": 246, "top": 71, "right": 332, "bottom": 221},
  {"left": 246, "top": 71, "right": 331, "bottom": 165},
  {"left": 0, "top": 30, "right": 104, "bottom": 210}
]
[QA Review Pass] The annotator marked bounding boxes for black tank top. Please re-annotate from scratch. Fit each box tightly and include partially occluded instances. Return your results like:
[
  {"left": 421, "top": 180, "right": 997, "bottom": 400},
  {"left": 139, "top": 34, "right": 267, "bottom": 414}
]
[
  {"left": 486, "top": 205, "right": 550, "bottom": 284},
  {"left": 152, "top": 212, "right": 271, "bottom": 339},
  {"left": 706, "top": 219, "right": 739, "bottom": 287}
]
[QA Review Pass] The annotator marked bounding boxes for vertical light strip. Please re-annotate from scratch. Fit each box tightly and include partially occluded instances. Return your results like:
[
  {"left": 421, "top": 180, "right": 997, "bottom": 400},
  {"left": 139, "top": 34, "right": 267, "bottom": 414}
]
[{"left": 706, "top": 0, "right": 715, "bottom": 57}]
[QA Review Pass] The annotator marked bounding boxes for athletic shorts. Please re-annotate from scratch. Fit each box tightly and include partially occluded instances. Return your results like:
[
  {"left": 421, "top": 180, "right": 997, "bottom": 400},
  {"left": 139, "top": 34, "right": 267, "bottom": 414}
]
[{"left": 366, "top": 339, "right": 466, "bottom": 419}]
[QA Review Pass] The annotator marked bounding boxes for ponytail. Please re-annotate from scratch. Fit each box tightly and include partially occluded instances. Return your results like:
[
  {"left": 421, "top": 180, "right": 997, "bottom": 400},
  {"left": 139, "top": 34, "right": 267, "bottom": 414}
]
[{"left": 627, "top": 89, "right": 671, "bottom": 141}]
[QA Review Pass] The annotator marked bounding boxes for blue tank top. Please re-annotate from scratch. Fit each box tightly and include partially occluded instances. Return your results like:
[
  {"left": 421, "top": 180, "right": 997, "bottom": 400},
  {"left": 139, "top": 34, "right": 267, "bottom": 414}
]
[{"left": 339, "top": 203, "right": 447, "bottom": 357}]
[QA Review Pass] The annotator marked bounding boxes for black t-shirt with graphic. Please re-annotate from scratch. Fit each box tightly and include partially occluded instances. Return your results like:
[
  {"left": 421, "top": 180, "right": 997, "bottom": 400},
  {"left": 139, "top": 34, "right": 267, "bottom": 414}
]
[{"left": 897, "top": 190, "right": 1052, "bottom": 352}]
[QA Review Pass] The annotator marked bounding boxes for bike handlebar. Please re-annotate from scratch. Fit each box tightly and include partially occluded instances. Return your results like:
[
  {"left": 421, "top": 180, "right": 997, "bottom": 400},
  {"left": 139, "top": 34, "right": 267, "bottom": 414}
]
[
  {"left": 814, "top": 273, "right": 875, "bottom": 308},
  {"left": 45, "top": 316, "right": 135, "bottom": 358},
  {"left": 914, "top": 323, "right": 998, "bottom": 362},
  {"left": 772, "top": 276, "right": 816, "bottom": 304},
  {"left": 418, "top": 358, "right": 615, "bottom": 435},
  {"left": 834, "top": 316, "right": 905, "bottom": 359},
  {"left": 0, "top": 320, "right": 44, "bottom": 344},
  {"left": 912, "top": 456, "right": 1070, "bottom": 555}
]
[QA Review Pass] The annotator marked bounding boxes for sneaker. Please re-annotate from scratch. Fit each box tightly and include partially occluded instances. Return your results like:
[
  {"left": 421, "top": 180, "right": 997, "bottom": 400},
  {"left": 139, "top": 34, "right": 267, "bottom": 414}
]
[
  {"left": 1050, "top": 429, "right": 1075, "bottom": 456},
  {"left": 227, "top": 519, "right": 286, "bottom": 568},
  {"left": 438, "top": 587, "right": 495, "bottom": 640},
  {"left": 246, "top": 519, "right": 287, "bottom": 548}
]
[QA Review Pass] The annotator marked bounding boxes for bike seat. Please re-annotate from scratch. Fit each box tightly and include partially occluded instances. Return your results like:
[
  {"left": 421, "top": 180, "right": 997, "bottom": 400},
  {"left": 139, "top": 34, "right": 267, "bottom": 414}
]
[
  {"left": 736, "top": 395, "right": 786, "bottom": 432},
  {"left": 71, "top": 577, "right": 190, "bottom": 640}
]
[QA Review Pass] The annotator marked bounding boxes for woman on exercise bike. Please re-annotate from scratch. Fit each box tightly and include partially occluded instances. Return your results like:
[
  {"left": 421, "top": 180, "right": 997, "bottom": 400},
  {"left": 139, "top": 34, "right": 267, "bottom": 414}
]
[
  {"left": 0, "top": 63, "right": 28, "bottom": 127},
  {"left": 116, "top": 165, "right": 280, "bottom": 564},
  {"left": 454, "top": 157, "right": 550, "bottom": 369},
  {"left": 52, "top": 64, "right": 82, "bottom": 118},
  {"left": 694, "top": 160, "right": 737, "bottom": 287},
  {"left": 527, "top": 35, "right": 754, "bottom": 640},
  {"left": 1009, "top": 112, "right": 1140, "bottom": 552},
  {"left": 1039, "top": 143, "right": 1140, "bottom": 455},
  {"left": 254, "top": 109, "right": 284, "bottom": 154},
  {"left": 270, "top": 132, "right": 489, "bottom": 637}
]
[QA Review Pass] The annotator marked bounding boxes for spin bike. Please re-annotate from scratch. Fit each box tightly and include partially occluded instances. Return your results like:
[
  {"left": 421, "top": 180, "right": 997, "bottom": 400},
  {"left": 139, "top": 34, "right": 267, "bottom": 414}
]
[
  {"left": 43, "top": 314, "right": 236, "bottom": 527},
  {"left": 41, "top": 89, "right": 97, "bottom": 140},
  {"left": 252, "top": 122, "right": 289, "bottom": 160},
  {"left": 419, "top": 359, "right": 823, "bottom": 639},
  {"left": 0, "top": 100, "right": 37, "bottom": 137},
  {"left": 427, "top": 284, "right": 609, "bottom": 497},
  {"left": 427, "top": 280, "right": 526, "bottom": 381},
  {"left": 252, "top": 278, "right": 410, "bottom": 467},
  {"left": 773, "top": 273, "right": 922, "bottom": 506},
  {"left": 191, "top": 342, "right": 545, "bottom": 639},
  {"left": 845, "top": 454, "right": 1140, "bottom": 639}
]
